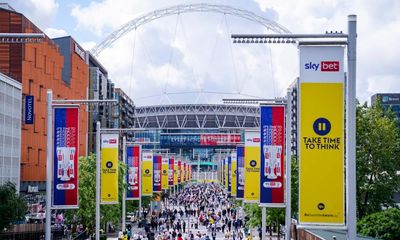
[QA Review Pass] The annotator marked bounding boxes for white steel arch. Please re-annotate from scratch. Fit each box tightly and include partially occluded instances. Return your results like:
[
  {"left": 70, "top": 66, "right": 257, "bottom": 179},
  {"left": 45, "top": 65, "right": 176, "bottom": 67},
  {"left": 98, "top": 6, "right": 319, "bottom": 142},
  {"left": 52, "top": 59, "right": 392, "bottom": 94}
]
[{"left": 90, "top": 3, "right": 291, "bottom": 56}]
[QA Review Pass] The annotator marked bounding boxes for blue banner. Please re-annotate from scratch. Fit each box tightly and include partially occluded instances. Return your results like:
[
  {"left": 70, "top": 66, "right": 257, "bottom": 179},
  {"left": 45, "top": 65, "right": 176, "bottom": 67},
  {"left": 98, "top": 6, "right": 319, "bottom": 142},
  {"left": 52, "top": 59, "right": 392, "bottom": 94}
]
[
  {"left": 236, "top": 146, "right": 244, "bottom": 199},
  {"left": 228, "top": 156, "right": 232, "bottom": 193},
  {"left": 24, "top": 95, "right": 34, "bottom": 124},
  {"left": 260, "top": 105, "right": 285, "bottom": 207},
  {"left": 53, "top": 107, "right": 79, "bottom": 208}
]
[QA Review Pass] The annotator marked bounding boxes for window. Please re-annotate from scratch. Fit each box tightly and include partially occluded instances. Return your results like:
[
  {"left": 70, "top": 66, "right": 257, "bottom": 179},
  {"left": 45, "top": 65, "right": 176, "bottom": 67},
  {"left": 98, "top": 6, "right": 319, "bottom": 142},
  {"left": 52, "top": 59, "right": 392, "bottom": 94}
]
[
  {"left": 28, "top": 79, "right": 33, "bottom": 95},
  {"left": 38, "top": 85, "right": 43, "bottom": 101},
  {"left": 34, "top": 48, "right": 37, "bottom": 67}
]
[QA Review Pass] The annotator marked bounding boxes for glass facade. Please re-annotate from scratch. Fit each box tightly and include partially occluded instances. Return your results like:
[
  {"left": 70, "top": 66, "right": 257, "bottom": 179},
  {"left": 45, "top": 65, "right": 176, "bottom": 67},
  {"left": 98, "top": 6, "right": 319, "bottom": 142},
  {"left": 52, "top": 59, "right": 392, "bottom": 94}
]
[{"left": 0, "top": 73, "right": 21, "bottom": 190}]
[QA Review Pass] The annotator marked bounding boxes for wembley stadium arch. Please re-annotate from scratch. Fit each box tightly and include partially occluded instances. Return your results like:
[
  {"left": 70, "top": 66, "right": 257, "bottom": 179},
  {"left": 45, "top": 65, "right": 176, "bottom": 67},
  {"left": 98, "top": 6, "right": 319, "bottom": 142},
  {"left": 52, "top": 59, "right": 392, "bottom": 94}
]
[{"left": 90, "top": 3, "right": 290, "bottom": 181}]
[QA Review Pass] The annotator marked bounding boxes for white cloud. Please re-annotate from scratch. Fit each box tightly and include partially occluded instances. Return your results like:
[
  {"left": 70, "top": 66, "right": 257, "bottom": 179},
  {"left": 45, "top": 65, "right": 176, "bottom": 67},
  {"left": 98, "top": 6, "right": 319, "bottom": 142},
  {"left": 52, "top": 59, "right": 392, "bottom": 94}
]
[
  {"left": 254, "top": 0, "right": 400, "bottom": 103},
  {"left": 13, "top": 0, "right": 59, "bottom": 29},
  {"left": 45, "top": 28, "right": 67, "bottom": 39},
  {"left": 80, "top": 41, "right": 97, "bottom": 51}
]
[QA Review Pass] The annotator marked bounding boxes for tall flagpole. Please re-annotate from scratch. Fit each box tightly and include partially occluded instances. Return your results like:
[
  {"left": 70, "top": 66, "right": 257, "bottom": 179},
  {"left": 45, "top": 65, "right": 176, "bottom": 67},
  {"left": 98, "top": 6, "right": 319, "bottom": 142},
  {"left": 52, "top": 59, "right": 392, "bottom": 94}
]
[
  {"left": 122, "top": 136, "right": 126, "bottom": 231},
  {"left": 45, "top": 90, "right": 53, "bottom": 240},
  {"left": 95, "top": 121, "right": 101, "bottom": 240}
]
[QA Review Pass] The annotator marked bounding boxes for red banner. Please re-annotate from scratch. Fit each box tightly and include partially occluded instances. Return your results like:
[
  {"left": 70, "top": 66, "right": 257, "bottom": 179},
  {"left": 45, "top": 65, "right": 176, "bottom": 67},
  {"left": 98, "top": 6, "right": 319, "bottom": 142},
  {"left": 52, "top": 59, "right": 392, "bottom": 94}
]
[{"left": 126, "top": 145, "right": 141, "bottom": 200}]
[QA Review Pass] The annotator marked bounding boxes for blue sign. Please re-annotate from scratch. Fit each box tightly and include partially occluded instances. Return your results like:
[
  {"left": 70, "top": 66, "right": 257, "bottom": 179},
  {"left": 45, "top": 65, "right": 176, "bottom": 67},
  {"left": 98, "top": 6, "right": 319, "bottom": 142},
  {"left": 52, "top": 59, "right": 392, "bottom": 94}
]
[
  {"left": 236, "top": 146, "right": 244, "bottom": 199},
  {"left": 24, "top": 95, "right": 34, "bottom": 124}
]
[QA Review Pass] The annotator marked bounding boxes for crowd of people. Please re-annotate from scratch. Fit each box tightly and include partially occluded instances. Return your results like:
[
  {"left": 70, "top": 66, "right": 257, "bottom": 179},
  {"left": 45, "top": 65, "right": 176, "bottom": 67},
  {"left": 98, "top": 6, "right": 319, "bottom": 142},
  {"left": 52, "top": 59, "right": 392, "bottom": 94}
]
[{"left": 122, "top": 182, "right": 250, "bottom": 240}]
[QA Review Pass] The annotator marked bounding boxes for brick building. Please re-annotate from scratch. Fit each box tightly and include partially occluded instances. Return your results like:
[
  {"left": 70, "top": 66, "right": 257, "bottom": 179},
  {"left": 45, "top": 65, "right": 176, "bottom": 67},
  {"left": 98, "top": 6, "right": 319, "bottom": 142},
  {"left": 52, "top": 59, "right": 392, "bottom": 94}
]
[{"left": 0, "top": 5, "right": 88, "bottom": 194}]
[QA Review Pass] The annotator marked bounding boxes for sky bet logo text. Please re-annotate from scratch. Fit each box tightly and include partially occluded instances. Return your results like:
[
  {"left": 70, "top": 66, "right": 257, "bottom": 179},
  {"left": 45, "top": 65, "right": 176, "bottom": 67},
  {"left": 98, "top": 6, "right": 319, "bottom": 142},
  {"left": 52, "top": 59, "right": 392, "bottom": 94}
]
[{"left": 305, "top": 61, "right": 339, "bottom": 72}]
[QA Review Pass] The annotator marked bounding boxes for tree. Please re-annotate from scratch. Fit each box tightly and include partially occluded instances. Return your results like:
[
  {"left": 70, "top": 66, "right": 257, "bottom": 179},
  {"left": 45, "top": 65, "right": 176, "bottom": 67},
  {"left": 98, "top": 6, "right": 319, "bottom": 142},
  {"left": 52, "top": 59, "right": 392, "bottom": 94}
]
[
  {"left": 65, "top": 153, "right": 126, "bottom": 232},
  {"left": 356, "top": 100, "right": 400, "bottom": 219},
  {"left": 0, "top": 182, "right": 27, "bottom": 232},
  {"left": 357, "top": 208, "right": 400, "bottom": 240}
]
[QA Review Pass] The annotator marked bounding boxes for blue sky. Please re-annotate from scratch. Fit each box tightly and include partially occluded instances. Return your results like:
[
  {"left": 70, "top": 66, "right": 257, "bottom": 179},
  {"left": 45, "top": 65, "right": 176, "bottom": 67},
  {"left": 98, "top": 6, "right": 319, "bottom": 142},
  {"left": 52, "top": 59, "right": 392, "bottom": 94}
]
[{"left": 11, "top": 0, "right": 400, "bottom": 106}]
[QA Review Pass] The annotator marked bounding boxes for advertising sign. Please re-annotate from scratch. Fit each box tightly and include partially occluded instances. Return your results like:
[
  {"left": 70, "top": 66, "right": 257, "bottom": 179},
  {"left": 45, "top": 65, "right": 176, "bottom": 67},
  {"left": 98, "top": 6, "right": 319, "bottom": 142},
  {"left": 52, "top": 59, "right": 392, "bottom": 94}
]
[
  {"left": 141, "top": 151, "right": 153, "bottom": 196},
  {"left": 236, "top": 146, "right": 244, "bottom": 199},
  {"left": 153, "top": 155, "right": 162, "bottom": 192},
  {"left": 161, "top": 157, "right": 169, "bottom": 190},
  {"left": 181, "top": 162, "right": 185, "bottom": 182},
  {"left": 259, "top": 105, "right": 285, "bottom": 207},
  {"left": 299, "top": 46, "right": 345, "bottom": 225},
  {"left": 101, "top": 134, "right": 119, "bottom": 204},
  {"left": 177, "top": 160, "right": 181, "bottom": 184},
  {"left": 126, "top": 145, "right": 141, "bottom": 200},
  {"left": 186, "top": 163, "right": 190, "bottom": 182},
  {"left": 231, "top": 152, "right": 237, "bottom": 197},
  {"left": 53, "top": 107, "right": 79, "bottom": 208},
  {"left": 160, "top": 133, "right": 241, "bottom": 147},
  {"left": 228, "top": 156, "right": 232, "bottom": 193},
  {"left": 168, "top": 157, "right": 174, "bottom": 187},
  {"left": 24, "top": 95, "right": 34, "bottom": 124},
  {"left": 224, "top": 158, "right": 228, "bottom": 189},
  {"left": 174, "top": 158, "right": 178, "bottom": 185},
  {"left": 244, "top": 130, "right": 260, "bottom": 203}
]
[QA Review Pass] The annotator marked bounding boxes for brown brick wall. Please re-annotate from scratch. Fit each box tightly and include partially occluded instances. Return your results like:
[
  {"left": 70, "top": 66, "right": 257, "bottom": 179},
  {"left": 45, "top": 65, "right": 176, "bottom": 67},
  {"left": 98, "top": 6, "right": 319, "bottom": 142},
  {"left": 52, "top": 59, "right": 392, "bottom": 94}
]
[{"left": 0, "top": 9, "right": 88, "bottom": 182}]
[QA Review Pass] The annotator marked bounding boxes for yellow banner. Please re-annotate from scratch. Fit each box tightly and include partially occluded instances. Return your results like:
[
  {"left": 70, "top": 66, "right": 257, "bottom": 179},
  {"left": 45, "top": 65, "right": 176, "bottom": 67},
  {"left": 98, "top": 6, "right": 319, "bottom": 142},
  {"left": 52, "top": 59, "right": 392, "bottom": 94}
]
[
  {"left": 244, "top": 146, "right": 260, "bottom": 202},
  {"left": 101, "top": 134, "right": 119, "bottom": 204},
  {"left": 231, "top": 156, "right": 237, "bottom": 197},
  {"left": 299, "top": 83, "right": 344, "bottom": 224},
  {"left": 186, "top": 164, "right": 190, "bottom": 181},
  {"left": 141, "top": 152, "right": 153, "bottom": 196},
  {"left": 161, "top": 157, "right": 169, "bottom": 190}
]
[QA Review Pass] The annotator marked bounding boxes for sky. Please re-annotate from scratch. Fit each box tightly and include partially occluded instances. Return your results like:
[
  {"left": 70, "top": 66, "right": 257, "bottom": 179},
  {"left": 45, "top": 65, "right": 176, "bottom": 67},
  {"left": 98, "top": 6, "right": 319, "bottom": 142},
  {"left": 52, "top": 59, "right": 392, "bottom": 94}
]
[{"left": 10, "top": 0, "right": 400, "bottom": 106}]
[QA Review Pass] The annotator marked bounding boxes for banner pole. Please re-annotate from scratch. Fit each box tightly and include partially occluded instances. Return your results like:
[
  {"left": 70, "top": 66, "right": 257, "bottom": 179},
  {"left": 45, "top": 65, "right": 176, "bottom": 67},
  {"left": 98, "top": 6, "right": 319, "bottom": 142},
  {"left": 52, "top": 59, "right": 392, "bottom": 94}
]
[
  {"left": 262, "top": 206, "right": 266, "bottom": 240},
  {"left": 122, "top": 136, "right": 126, "bottom": 232},
  {"left": 139, "top": 144, "right": 142, "bottom": 219},
  {"left": 346, "top": 14, "right": 357, "bottom": 240},
  {"left": 95, "top": 121, "right": 101, "bottom": 240},
  {"left": 45, "top": 90, "right": 52, "bottom": 240},
  {"left": 285, "top": 89, "right": 292, "bottom": 240}
]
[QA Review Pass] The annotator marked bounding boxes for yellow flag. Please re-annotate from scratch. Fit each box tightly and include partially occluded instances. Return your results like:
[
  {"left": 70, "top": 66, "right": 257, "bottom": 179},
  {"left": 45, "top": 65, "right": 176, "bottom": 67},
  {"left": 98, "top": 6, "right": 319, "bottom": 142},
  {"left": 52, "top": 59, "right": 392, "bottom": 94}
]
[
  {"left": 244, "top": 130, "right": 260, "bottom": 203},
  {"left": 101, "top": 134, "right": 119, "bottom": 204},
  {"left": 141, "top": 151, "right": 153, "bottom": 196}
]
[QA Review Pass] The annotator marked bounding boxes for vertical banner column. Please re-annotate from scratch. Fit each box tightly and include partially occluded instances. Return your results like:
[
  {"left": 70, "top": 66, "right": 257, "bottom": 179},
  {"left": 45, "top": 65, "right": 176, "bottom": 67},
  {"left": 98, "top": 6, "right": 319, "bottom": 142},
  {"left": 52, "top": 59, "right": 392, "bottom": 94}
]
[
  {"left": 227, "top": 156, "right": 232, "bottom": 193},
  {"left": 231, "top": 152, "right": 237, "bottom": 197},
  {"left": 153, "top": 155, "right": 162, "bottom": 193},
  {"left": 259, "top": 105, "right": 285, "bottom": 207},
  {"left": 177, "top": 159, "right": 181, "bottom": 184},
  {"left": 101, "top": 134, "right": 119, "bottom": 204},
  {"left": 53, "top": 107, "right": 79, "bottom": 208},
  {"left": 161, "top": 156, "right": 169, "bottom": 190},
  {"left": 141, "top": 151, "right": 153, "bottom": 196},
  {"left": 236, "top": 146, "right": 245, "bottom": 200},
  {"left": 299, "top": 46, "right": 345, "bottom": 226},
  {"left": 126, "top": 145, "right": 141, "bottom": 200},
  {"left": 168, "top": 156, "right": 175, "bottom": 188},
  {"left": 244, "top": 130, "right": 261, "bottom": 203}
]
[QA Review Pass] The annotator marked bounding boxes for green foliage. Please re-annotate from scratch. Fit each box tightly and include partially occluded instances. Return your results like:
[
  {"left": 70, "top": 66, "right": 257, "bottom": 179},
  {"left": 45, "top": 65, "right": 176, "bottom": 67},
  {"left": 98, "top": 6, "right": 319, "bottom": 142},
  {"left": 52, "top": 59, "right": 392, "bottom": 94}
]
[
  {"left": 65, "top": 153, "right": 126, "bottom": 231},
  {"left": 356, "top": 100, "right": 400, "bottom": 219},
  {"left": 0, "top": 182, "right": 27, "bottom": 232},
  {"left": 290, "top": 156, "right": 299, "bottom": 218},
  {"left": 244, "top": 204, "right": 284, "bottom": 229},
  {"left": 357, "top": 208, "right": 400, "bottom": 240},
  {"left": 244, "top": 203, "right": 261, "bottom": 228}
]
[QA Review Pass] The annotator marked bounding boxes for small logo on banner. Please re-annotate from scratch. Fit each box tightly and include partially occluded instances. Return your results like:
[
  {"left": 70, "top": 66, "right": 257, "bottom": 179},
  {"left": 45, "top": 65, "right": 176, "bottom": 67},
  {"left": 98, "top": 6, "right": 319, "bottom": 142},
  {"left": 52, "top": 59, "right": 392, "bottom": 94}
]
[
  {"left": 313, "top": 118, "right": 331, "bottom": 136},
  {"left": 250, "top": 160, "right": 257, "bottom": 167},
  {"left": 106, "top": 161, "right": 113, "bottom": 168},
  {"left": 305, "top": 61, "right": 339, "bottom": 72}
]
